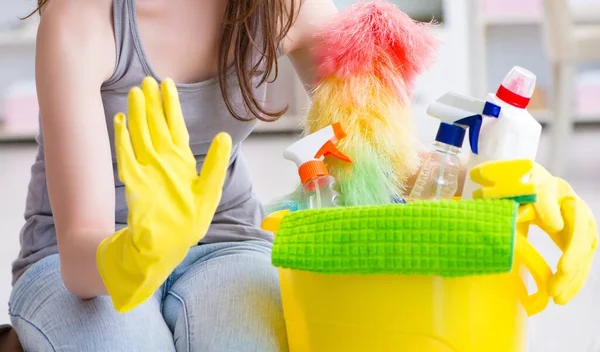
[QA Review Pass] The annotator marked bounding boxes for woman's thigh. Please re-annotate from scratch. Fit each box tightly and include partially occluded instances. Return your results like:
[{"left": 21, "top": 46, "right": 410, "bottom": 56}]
[
  {"left": 9, "top": 254, "right": 175, "bottom": 352},
  {"left": 163, "top": 240, "right": 288, "bottom": 352}
]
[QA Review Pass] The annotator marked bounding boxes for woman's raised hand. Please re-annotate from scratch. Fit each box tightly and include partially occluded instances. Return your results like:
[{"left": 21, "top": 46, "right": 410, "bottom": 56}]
[{"left": 97, "top": 77, "right": 232, "bottom": 313}]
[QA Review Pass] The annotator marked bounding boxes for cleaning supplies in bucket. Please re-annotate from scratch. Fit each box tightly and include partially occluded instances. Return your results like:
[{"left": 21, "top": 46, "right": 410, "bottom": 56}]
[
  {"left": 264, "top": 159, "right": 562, "bottom": 351},
  {"left": 283, "top": 123, "right": 352, "bottom": 209},
  {"left": 462, "top": 66, "right": 542, "bottom": 200},
  {"left": 409, "top": 93, "right": 501, "bottom": 201}
]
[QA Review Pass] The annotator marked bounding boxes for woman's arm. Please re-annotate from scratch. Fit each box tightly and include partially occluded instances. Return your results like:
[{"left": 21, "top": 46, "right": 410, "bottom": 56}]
[
  {"left": 281, "top": 0, "right": 338, "bottom": 91},
  {"left": 36, "top": 0, "right": 116, "bottom": 298}
]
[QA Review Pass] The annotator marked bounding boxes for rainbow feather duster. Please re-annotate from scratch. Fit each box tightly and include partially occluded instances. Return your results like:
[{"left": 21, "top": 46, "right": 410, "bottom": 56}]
[{"left": 304, "top": 0, "right": 438, "bottom": 206}]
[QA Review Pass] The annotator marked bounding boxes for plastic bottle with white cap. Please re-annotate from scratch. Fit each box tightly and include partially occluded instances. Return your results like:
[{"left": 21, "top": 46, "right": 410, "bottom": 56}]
[{"left": 461, "top": 66, "right": 543, "bottom": 200}]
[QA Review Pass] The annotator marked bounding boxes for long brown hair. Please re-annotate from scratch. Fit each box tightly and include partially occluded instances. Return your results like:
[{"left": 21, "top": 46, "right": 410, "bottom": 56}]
[{"left": 26, "top": 0, "right": 298, "bottom": 122}]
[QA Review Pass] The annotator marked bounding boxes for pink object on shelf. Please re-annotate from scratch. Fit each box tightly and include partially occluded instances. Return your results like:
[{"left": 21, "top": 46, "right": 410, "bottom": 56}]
[
  {"left": 2, "top": 81, "right": 39, "bottom": 134},
  {"left": 576, "top": 71, "right": 600, "bottom": 116},
  {"left": 482, "top": 0, "right": 542, "bottom": 17}
]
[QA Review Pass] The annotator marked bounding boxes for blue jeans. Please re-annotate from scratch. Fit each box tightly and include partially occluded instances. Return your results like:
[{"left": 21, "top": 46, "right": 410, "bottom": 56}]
[{"left": 8, "top": 240, "right": 288, "bottom": 351}]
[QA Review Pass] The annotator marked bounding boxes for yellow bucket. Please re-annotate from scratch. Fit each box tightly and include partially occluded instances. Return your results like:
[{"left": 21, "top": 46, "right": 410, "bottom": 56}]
[{"left": 273, "top": 220, "right": 552, "bottom": 352}]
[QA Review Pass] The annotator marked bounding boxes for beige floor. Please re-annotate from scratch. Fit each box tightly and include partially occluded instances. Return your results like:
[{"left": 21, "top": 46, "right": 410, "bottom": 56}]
[{"left": 0, "top": 129, "right": 599, "bottom": 351}]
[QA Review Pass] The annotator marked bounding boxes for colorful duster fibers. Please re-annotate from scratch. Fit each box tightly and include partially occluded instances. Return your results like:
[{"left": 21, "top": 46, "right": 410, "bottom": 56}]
[{"left": 304, "top": 0, "right": 438, "bottom": 206}]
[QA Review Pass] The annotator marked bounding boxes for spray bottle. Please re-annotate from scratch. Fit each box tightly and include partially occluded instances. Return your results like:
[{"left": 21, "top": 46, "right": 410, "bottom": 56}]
[
  {"left": 283, "top": 123, "right": 352, "bottom": 209},
  {"left": 409, "top": 93, "right": 501, "bottom": 201},
  {"left": 462, "top": 66, "right": 542, "bottom": 200}
]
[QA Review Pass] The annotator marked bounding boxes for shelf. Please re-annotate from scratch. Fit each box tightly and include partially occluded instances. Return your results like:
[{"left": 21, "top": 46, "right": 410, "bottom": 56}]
[
  {"left": 480, "top": 14, "right": 541, "bottom": 27},
  {"left": 531, "top": 109, "right": 551, "bottom": 123},
  {"left": 3, "top": 111, "right": 599, "bottom": 143},
  {"left": 0, "top": 24, "right": 38, "bottom": 47},
  {"left": 478, "top": 6, "right": 600, "bottom": 27},
  {"left": 530, "top": 109, "right": 600, "bottom": 124},
  {"left": 0, "top": 127, "right": 37, "bottom": 142},
  {"left": 0, "top": 115, "right": 302, "bottom": 143},
  {"left": 577, "top": 110, "right": 600, "bottom": 122},
  {"left": 252, "top": 114, "right": 303, "bottom": 134}
]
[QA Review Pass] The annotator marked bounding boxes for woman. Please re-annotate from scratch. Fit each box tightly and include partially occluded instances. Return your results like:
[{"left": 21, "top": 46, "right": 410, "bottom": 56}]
[{"left": 9, "top": 0, "right": 336, "bottom": 350}]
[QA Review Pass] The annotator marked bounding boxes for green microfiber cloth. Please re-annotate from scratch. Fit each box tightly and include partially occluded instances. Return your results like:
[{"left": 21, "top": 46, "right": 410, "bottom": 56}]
[{"left": 272, "top": 199, "right": 519, "bottom": 277}]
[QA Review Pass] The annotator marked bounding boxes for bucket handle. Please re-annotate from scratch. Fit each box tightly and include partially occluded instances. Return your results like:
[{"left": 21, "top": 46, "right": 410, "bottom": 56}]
[{"left": 514, "top": 232, "right": 553, "bottom": 316}]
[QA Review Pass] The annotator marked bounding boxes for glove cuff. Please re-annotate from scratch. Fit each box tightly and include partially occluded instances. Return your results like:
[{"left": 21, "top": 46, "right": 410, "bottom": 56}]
[
  {"left": 96, "top": 227, "right": 156, "bottom": 313},
  {"left": 96, "top": 227, "right": 189, "bottom": 313}
]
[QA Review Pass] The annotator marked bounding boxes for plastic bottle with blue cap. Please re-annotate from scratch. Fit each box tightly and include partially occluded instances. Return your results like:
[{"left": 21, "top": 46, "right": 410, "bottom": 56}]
[{"left": 409, "top": 93, "right": 501, "bottom": 201}]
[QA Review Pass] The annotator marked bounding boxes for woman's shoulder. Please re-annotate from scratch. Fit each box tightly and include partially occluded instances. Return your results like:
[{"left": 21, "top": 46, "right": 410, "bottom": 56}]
[
  {"left": 37, "top": 0, "right": 115, "bottom": 81},
  {"left": 39, "top": 0, "right": 113, "bottom": 28}
]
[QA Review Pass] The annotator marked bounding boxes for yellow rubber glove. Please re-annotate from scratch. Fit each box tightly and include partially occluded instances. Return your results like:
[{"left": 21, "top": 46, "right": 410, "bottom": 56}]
[
  {"left": 518, "top": 163, "right": 598, "bottom": 305},
  {"left": 470, "top": 159, "right": 536, "bottom": 201},
  {"left": 96, "top": 77, "right": 232, "bottom": 313},
  {"left": 470, "top": 159, "right": 553, "bottom": 316}
]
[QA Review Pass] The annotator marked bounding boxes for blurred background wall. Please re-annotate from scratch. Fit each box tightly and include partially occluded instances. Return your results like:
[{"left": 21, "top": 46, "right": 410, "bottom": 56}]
[{"left": 2, "top": 0, "right": 600, "bottom": 141}]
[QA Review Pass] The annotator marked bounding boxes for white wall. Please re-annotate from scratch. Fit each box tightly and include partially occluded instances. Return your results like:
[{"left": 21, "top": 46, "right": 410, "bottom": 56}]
[{"left": 0, "top": 1, "right": 37, "bottom": 115}]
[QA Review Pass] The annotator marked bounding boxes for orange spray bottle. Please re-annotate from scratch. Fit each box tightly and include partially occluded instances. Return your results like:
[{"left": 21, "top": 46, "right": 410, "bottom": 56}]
[{"left": 283, "top": 123, "right": 352, "bottom": 209}]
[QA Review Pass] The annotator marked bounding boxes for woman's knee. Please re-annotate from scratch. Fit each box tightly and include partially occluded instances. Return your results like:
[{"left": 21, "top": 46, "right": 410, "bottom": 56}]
[
  {"left": 9, "top": 255, "right": 175, "bottom": 352},
  {"left": 164, "top": 242, "right": 288, "bottom": 352}
]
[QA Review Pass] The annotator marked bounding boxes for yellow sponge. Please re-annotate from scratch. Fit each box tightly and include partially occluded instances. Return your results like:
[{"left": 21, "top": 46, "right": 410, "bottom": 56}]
[{"left": 470, "top": 160, "right": 537, "bottom": 202}]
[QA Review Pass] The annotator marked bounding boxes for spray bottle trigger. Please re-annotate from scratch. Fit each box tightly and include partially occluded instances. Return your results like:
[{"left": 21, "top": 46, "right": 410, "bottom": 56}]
[
  {"left": 315, "top": 140, "right": 352, "bottom": 163},
  {"left": 455, "top": 115, "right": 483, "bottom": 155}
]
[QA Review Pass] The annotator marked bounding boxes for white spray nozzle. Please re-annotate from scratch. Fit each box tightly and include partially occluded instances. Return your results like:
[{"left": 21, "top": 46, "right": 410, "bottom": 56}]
[
  {"left": 427, "top": 93, "right": 499, "bottom": 123},
  {"left": 283, "top": 123, "right": 351, "bottom": 184},
  {"left": 427, "top": 92, "right": 501, "bottom": 154}
]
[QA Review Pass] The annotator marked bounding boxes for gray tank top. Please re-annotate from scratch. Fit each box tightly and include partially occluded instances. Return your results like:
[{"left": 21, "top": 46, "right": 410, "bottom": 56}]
[{"left": 12, "top": 0, "right": 275, "bottom": 284}]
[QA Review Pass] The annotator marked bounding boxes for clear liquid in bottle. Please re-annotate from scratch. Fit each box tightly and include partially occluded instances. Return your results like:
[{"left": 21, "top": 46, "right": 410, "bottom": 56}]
[
  {"left": 303, "top": 175, "right": 340, "bottom": 209},
  {"left": 409, "top": 142, "right": 461, "bottom": 201}
]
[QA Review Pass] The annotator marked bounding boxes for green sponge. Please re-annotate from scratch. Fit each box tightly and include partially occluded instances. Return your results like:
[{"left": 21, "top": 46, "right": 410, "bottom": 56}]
[{"left": 271, "top": 199, "right": 518, "bottom": 277}]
